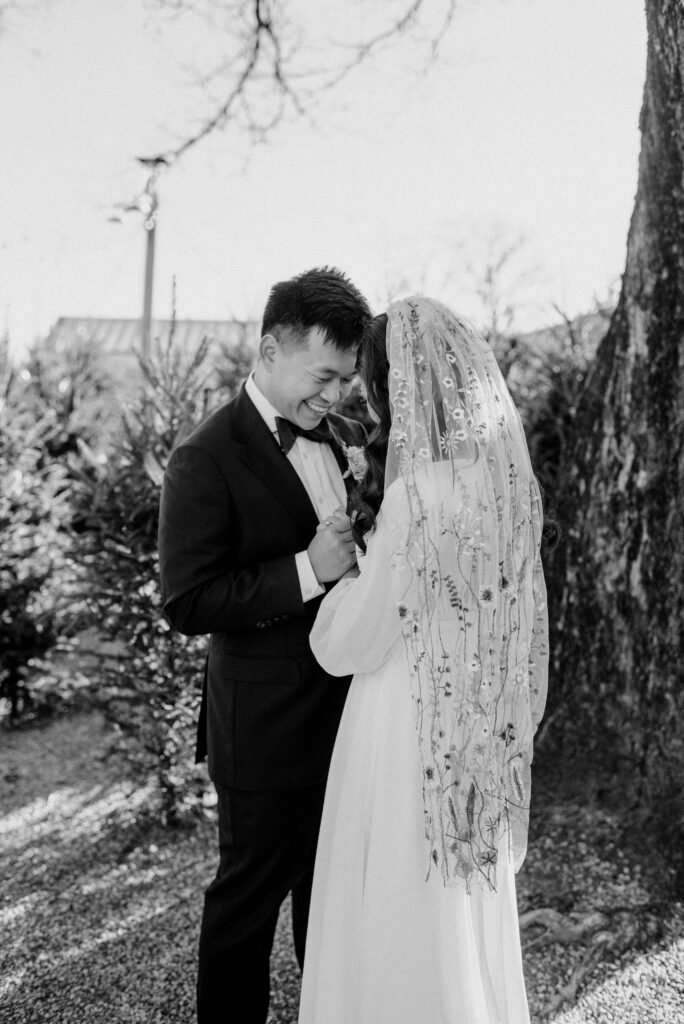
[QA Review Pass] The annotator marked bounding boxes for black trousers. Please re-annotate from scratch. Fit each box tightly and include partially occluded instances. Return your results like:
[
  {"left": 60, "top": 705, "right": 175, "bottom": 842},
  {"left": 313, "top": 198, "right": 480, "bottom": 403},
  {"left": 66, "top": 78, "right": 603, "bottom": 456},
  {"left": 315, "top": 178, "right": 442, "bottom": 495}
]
[{"left": 197, "top": 782, "right": 327, "bottom": 1024}]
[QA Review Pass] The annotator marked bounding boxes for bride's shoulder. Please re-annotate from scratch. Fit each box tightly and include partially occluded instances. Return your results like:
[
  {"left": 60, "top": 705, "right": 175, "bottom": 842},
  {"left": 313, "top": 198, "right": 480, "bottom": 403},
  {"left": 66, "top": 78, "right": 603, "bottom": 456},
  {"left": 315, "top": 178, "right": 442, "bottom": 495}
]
[{"left": 382, "top": 460, "right": 475, "bottom": 500}]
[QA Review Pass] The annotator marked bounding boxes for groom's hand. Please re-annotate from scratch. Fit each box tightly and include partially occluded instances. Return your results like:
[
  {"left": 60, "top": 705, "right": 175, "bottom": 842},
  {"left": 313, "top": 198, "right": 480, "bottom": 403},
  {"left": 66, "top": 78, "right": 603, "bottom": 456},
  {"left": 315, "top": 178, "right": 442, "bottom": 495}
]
[{"left": 307, "top": 510, "right": 357, "bottom": 583}]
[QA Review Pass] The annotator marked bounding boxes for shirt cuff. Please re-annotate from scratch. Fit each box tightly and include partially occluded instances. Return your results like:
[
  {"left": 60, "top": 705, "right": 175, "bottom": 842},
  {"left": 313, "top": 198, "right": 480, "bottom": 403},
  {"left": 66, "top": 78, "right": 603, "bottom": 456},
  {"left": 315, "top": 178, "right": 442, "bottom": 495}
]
[{"left": 295, "top": 550, "right": 326, "bottom": 602}]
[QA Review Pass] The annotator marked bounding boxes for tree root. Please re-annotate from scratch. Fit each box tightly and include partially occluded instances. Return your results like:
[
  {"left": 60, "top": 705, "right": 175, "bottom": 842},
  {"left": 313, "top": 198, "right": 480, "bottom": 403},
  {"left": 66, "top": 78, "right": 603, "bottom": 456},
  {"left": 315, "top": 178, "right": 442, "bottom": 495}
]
[{"left": 520, "top": 902, "right": 666, "bottom": 1015}]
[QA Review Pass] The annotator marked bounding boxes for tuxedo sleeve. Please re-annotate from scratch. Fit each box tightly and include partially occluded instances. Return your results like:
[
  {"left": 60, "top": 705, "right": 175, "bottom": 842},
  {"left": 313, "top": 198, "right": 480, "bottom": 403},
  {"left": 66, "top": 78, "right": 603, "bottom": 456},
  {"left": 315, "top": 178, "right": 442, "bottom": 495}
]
[{"left": 159, "top": 444, "right": 306, "bottom": 636}]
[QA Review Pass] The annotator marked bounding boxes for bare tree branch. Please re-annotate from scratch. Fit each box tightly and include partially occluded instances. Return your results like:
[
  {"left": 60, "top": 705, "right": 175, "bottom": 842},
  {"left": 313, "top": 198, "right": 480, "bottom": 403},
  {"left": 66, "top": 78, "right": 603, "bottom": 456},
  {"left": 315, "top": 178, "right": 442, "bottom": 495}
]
[
  {"left": 323, "top": 0, "right": 457, "bottom": 86},
  {"left": 143, "top": 0, "right": 459, "bottom": 165}
]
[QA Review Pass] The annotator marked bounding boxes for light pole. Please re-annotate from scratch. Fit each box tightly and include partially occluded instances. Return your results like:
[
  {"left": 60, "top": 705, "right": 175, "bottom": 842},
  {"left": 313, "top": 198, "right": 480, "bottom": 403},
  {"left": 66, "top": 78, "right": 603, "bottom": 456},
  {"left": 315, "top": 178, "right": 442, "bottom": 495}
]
[
  {"left": 136, "top": 157, "right": 166, "bottom": 362},
  {"left": 109, "top": 158, "right": 168, "bottom": 361}
]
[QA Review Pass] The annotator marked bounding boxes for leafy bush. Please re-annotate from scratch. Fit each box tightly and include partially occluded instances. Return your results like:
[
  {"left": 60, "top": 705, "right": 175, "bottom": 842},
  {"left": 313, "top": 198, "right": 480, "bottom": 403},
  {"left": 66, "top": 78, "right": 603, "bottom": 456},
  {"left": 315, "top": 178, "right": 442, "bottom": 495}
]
[
  {"left": 496, "top": 310, "right": 610, "bottom": 504},
  {"left": 71, "top": 329, "right": 249, "bottom": 824},
  {"left": 0, "top": 346, "right": 80, "bottom": 720},
  {"left": 21, "top": 331, "right": 122, "bottom": 458},
  {"left": 1, "top": 319, "right": 257, "bottom": 820}
]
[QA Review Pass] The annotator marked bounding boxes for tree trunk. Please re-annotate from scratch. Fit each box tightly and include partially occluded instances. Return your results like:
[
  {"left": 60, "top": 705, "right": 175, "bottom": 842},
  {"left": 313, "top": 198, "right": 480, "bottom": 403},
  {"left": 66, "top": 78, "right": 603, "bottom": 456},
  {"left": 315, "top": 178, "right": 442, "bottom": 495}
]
[{"left": 547, "top": 0, "right": 684, "bottom": 883}]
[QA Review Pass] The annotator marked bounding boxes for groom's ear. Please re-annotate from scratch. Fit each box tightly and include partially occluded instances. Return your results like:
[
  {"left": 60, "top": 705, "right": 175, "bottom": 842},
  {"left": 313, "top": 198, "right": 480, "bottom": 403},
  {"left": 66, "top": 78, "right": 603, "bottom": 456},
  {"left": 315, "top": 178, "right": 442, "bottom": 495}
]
[{"left": 259, "top": 333, "right": 279, "bottom": 369}]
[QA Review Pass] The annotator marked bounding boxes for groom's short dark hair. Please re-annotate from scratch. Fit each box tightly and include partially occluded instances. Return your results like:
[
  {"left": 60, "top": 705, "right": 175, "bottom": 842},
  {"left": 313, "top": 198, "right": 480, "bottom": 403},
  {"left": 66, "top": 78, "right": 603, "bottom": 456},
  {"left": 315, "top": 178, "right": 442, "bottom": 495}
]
[{"left": 261, "top": 267, "right": 371, "bottom": 351}]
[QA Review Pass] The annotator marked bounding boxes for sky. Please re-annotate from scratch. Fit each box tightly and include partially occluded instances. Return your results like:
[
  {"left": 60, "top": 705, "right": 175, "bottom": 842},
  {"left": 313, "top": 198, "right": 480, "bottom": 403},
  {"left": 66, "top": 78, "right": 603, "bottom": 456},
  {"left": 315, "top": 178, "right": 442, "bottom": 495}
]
[{"left": 0, "top": 0, "right": 646, "bottom": 353}]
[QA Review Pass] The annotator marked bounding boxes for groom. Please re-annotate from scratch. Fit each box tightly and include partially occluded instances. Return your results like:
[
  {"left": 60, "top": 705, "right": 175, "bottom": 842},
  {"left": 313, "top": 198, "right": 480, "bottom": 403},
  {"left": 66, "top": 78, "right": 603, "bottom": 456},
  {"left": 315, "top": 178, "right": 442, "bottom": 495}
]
[{"left": 158, "top": 267, "right": 371, "bottom": 1024}]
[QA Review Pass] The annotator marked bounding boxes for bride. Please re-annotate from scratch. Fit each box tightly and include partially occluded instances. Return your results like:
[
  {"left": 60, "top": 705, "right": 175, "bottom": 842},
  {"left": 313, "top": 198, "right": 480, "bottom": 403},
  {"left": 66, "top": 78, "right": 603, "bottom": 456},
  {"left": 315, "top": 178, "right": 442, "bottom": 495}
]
[{"left": 298, "top": 297, "right": 549, "bottom": 1024}]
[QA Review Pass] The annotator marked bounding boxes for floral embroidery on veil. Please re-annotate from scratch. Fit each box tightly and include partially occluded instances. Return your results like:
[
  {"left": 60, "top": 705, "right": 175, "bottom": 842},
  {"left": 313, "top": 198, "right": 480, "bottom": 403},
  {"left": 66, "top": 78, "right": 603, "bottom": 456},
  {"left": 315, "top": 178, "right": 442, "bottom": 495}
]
[{"left": 383, "top": 297, "right": 549, "bottom": 892}]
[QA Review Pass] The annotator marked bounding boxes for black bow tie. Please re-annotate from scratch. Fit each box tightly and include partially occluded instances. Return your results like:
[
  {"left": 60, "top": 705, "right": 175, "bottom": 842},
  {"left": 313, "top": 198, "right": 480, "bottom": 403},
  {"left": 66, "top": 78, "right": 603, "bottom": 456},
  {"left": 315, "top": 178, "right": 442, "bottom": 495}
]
[{"left": 275, "top": 416, "right": 332, "bottom": 455}]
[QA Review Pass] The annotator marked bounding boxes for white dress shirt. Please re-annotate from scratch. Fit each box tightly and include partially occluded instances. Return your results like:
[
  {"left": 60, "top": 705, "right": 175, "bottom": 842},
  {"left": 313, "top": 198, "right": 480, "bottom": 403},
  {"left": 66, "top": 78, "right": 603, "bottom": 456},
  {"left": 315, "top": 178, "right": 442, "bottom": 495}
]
[{"left": 245, "top": 373, "right": 348, "bottom": 602}]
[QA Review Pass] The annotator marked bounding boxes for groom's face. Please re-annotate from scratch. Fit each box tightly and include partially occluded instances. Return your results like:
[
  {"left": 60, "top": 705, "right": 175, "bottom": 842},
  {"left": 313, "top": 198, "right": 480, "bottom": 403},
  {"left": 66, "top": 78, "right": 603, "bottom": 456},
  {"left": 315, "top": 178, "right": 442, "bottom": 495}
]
[{"left": 260, "top": 326, "right": 358, "bottom": 428}]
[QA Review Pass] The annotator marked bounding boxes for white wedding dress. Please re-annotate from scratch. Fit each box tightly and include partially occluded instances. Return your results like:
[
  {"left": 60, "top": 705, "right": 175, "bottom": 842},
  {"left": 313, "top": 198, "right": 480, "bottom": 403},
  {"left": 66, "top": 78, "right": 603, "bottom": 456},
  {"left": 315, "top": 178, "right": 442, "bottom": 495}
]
[{"left": 298, "top": 506, "right": 532, "bottom": 1024}]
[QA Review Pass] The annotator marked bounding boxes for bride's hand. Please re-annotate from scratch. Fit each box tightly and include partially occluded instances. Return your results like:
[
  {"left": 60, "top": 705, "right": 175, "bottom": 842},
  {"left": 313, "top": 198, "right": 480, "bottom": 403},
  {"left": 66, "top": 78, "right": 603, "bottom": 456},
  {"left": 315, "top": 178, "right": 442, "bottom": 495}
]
[{"left": 308, "top": 510, "right": 356, "bottom": 582}]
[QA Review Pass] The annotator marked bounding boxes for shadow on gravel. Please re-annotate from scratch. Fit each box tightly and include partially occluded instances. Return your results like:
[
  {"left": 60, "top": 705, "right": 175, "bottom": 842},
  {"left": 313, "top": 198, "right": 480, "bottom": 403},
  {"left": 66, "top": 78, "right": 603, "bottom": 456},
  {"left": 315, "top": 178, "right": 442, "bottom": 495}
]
[
  {"left": 3, "top": 713, "right": 683, "bottom": 1024},
  {"left": 517, "top": 781, "right": 684, "bottom": 1023},
  {"left": 0, "top": 714, "right": 301, "bottom": 1024}
]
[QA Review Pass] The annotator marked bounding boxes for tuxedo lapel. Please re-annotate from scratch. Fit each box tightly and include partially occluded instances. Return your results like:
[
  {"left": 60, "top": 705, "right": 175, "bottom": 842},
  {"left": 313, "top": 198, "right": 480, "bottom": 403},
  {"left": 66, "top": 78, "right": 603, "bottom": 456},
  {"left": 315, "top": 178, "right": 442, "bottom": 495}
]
[{"left": 232, "top": 389, "right": 319, "bottom": 534}]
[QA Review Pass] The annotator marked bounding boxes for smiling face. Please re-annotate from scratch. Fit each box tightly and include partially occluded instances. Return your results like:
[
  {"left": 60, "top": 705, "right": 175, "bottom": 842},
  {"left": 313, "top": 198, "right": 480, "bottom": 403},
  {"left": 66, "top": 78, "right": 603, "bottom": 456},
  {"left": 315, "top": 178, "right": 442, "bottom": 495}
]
[{"left": 254, "top": 325, "right": 358, "bottom": 428}]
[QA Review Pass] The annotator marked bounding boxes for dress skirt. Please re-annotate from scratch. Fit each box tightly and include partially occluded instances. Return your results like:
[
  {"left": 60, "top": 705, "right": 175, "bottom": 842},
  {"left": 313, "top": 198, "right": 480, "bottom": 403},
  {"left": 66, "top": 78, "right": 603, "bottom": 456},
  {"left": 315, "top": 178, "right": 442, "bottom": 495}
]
[{"left": 298, "top": 644, "right": 531, "bottom": 1024}]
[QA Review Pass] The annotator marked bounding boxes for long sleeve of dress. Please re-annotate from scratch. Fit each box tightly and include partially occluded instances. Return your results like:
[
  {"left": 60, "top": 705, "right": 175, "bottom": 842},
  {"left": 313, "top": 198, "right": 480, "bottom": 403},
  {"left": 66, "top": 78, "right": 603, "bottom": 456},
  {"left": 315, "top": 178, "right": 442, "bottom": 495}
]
[{"left": 310, "top": 512, "right": 402, "bottom": 677}]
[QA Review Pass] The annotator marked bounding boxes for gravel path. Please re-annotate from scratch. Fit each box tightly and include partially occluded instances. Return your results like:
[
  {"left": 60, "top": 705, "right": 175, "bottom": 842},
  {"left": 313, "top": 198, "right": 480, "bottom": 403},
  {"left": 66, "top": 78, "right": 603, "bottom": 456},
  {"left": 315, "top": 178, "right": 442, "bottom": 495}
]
[{"left": 1, "top": 712, "right": 683, "bottom": 1023}]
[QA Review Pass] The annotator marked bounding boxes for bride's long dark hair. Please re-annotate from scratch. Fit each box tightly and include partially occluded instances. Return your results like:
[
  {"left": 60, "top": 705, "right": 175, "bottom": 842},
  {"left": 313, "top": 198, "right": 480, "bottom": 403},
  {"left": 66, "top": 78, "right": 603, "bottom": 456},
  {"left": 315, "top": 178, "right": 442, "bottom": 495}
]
[{"left": 351, "top": 314, "right": 390, "bottom": 549}]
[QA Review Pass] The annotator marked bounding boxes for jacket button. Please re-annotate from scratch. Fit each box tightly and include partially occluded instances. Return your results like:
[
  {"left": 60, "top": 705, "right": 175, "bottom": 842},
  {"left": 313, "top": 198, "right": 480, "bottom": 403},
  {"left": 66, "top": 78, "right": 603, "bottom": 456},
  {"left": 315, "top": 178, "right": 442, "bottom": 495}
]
[{"left": 256, "top": 621, "right": 265, "bottom": 629}]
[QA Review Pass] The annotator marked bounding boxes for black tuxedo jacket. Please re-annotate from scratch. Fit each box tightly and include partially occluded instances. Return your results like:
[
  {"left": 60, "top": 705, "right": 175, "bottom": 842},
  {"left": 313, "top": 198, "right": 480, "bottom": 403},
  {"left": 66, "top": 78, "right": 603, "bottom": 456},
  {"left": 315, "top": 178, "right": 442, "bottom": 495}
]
[{"left": 158, "top": 385, "right": 365, "bottom": 790}]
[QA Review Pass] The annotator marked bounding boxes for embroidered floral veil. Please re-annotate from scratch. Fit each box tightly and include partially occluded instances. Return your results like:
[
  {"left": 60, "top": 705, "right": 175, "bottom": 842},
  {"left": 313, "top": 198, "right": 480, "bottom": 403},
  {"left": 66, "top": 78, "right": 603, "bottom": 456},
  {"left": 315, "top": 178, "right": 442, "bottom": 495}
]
[{"left": 381, "top": 297, "right": 548, "bottom": 892}]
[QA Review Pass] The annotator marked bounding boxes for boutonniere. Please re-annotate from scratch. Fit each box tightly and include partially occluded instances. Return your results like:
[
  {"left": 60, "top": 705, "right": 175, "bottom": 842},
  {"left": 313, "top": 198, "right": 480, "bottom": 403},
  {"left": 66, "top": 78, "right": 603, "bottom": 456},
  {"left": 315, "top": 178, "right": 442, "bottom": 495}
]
[{"left": 342, "top": 443, "right": 367, "bottom": 483}]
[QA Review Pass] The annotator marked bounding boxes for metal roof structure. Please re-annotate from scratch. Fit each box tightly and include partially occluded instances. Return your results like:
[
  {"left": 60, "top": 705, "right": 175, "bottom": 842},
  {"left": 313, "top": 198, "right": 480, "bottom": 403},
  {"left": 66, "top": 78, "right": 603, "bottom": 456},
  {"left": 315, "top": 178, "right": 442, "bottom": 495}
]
[{"left": 45, "top": 317, "right": 259, "bottom": 357}]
